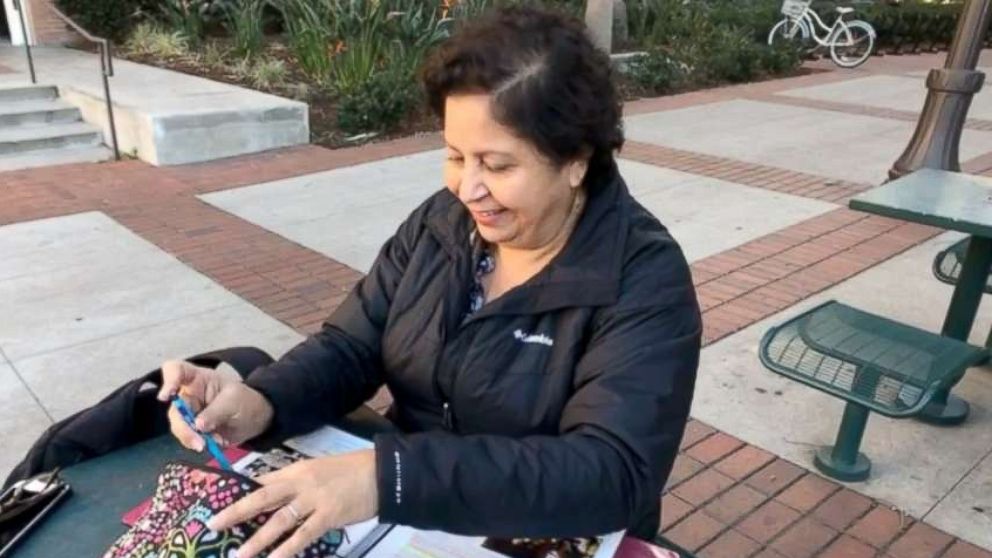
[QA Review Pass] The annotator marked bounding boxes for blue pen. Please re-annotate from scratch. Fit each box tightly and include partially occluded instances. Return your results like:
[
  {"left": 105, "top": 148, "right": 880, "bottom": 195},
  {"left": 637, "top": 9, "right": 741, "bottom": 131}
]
[{"left": 171, "top": 396, "right": 234, "bottom": 471}]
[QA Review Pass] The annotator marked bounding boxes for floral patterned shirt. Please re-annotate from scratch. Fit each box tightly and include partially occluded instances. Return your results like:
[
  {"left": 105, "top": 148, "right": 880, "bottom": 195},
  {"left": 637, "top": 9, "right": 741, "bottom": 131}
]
[{"left": 467, "top": 246, "right": 496, "bottom": 316}]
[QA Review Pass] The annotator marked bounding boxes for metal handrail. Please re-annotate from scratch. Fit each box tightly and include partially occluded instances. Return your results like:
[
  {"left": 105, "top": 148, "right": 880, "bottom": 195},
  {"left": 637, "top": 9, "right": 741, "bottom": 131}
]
[
  {"left": 49, "top": 6, "right": 121, "bottom": 160},
  {"left": 11, "top": 0, "right": 36, "bottom": 83}
]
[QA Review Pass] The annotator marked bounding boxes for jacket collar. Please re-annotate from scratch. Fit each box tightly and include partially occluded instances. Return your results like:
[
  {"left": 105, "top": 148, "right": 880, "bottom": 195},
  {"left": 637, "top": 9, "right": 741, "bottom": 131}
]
[{"left": 424, "top": 163, "right": 627, "bottom": 315}]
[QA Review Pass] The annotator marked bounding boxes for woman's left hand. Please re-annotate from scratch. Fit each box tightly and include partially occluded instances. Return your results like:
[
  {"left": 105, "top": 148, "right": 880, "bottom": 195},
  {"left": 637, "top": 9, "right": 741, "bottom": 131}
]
[{"left": 208, "top": 449, "right": 378, "bottom": 558}]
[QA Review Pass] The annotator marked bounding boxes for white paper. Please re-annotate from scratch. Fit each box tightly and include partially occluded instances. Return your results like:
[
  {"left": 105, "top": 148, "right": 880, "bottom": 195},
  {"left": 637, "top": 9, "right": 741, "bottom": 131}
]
[
  {"left": 285, "top": 425, "right": 375, "bottom": 456},
  {"left": 362, "top": 526, "right": 625, "bottom": 558}
]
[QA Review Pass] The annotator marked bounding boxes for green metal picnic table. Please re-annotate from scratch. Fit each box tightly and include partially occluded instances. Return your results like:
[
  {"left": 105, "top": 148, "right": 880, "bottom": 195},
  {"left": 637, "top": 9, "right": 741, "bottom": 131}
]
[
  {"left": 13, "top": 407, "right": 690, "bottom": 557},
  {"left": 849, "top": 168, "right": 992, "bottom": 425}
]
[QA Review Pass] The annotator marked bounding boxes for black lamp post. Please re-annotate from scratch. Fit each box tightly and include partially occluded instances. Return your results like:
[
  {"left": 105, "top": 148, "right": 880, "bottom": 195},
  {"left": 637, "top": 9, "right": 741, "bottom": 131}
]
[{"left": 889, "top": 0, "right": 992, "bottom": 179}]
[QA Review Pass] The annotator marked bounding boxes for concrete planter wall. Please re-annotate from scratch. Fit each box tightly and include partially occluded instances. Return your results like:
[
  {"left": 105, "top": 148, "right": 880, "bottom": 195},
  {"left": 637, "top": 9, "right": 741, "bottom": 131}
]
[{"left": 60, "top": 84, "right": 309, "bottom": 166}]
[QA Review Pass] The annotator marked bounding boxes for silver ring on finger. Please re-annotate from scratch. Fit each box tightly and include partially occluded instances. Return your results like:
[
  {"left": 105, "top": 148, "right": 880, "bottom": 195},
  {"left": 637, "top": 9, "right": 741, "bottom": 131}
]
[{"left": 284, "top": 503, "right": 304, "bottom": 526}]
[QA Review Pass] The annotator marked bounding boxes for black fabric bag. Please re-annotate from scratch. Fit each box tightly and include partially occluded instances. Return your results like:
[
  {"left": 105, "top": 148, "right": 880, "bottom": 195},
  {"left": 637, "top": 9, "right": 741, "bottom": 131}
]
[{"left": 2, "top": 347, "right": 274, "bottom": 491}]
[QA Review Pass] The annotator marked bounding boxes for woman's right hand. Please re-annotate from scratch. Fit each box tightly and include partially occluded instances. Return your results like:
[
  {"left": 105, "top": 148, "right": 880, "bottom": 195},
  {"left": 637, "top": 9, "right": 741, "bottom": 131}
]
[{"left": 157, "top": 360, "right": 275, "bottom": 451}]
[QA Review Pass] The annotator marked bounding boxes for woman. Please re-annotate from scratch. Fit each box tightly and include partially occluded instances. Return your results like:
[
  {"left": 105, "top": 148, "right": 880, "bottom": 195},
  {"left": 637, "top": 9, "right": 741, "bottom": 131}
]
[{"left": 157, "top": 7, "right": 701, "bottom": 558}]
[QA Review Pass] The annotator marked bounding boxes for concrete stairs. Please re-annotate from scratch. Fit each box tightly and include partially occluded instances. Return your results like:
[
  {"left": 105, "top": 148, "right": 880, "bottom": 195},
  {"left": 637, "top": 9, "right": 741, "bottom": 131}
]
[{"left": 0, "top": 84, "right": 112, "bottom": 172}]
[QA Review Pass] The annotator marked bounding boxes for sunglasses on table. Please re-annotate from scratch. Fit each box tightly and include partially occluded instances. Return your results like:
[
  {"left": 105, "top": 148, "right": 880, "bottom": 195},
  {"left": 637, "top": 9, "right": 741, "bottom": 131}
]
[{"left": 0, "top": 469, "right": 71, "bottom": 557}]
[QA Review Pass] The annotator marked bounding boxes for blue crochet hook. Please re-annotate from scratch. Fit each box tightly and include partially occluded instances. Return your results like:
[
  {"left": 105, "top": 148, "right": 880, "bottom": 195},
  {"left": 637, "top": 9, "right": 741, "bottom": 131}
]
[{"left": 171, "top": 395, "right": 234, "bottom": 471}]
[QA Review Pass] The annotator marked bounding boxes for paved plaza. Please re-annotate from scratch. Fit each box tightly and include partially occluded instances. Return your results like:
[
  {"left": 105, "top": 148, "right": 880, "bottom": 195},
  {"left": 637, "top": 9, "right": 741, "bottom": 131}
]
[{"left": 1, "top": 51, "right": 991, "bottom": 556}]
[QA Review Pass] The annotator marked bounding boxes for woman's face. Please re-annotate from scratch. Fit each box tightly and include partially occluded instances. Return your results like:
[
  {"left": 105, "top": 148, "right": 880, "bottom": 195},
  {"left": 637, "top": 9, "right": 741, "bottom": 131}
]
[{"left": 443, "top": 94, "right": 588, "bottom": 250}]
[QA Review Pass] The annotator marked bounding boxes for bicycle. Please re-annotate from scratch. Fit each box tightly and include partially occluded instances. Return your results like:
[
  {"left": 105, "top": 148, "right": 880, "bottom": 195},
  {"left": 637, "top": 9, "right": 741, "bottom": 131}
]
[{"left": 768, "top": 0, "right": 876, "bottom": 69}]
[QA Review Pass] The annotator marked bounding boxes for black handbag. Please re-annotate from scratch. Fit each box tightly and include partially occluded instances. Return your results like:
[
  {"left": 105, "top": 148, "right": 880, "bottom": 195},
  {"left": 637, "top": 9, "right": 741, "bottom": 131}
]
[{"left": 2, "top": 346, "right": 274, "bottom": 491}]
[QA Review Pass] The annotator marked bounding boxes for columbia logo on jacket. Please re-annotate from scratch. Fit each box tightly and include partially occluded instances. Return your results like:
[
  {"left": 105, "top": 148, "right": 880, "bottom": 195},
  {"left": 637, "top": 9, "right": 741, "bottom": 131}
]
[{"left": 513, "top": 329, "right": 554, "bottom": 346}]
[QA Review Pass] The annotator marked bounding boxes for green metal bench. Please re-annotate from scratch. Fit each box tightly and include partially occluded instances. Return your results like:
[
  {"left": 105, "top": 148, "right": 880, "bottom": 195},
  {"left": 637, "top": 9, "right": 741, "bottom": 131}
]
[
  {"left": 932, "top": 237, "right": 992, "bottom": 350},
  {"left": 759, "top": 301, "right": 988, "bottom": 482},
  {"left": 933, "top": 237, "right": 992, "bottom": 294}
]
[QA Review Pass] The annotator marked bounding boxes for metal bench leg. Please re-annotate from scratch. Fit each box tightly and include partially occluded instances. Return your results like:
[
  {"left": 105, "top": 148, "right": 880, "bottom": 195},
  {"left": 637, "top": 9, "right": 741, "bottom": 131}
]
[{"left": 814, "top": 402, "right": 872, "bottom": 482}]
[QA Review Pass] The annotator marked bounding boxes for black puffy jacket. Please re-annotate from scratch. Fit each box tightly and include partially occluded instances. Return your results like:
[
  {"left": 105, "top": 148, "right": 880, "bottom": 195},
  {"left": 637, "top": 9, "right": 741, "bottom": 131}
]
[{"left": 246, "top": 165, "right": 701, "bottom": 540}]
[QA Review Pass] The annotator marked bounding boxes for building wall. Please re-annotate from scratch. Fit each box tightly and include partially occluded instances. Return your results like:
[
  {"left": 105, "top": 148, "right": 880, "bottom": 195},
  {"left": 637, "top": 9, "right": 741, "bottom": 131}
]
[{"left": 3, "top": 0, "right": 28, "bottom": 45}]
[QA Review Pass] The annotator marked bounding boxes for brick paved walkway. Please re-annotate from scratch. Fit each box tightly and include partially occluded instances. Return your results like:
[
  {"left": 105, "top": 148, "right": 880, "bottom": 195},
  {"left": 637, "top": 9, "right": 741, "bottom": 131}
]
[{"left": 1, "top": 52, "right": 990, "bottom": 557}]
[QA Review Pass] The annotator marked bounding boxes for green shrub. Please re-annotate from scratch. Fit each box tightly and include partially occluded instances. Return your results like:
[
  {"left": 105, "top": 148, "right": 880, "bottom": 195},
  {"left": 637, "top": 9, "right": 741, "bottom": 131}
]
[
  {"left": 159, "top": 0, "right": 219, "bottom": 46},
  {"left": 704, "top": 0, "right": 783, "bottom": 44},
  {"left": 55, "top": 0, "right": 149, "bottom": 41},
  {"left": 326, "top": 34, "right": 381, "bottom": 93},
  {"left": 626, "top": 50, "right": 686, "bottom": 94},
  {"left": 331, "top": 32, "right": 422, "bottom": 135},
  {"left": 273, "top": 0, "right": 451, "bottom": 133},
  {"left": 275, "top": 0, "right": 450, "bottom": 87},
  {"left": 697, "top": 27, "right": 765, "bottom": 84},
  {"left": 246, "top": 57, "right": 288, "bottom": 89},
  {"left": 758, "top": 41, "right": 805, "bottom": 76},
  {"left": 276, "top": 0, "right": 334, "bottom": 82},
  {"left": 624, "top": 17, "right": 802, "bottom": 93},
  {"left": 627, "top": 0, "right": 783, "bottom": 48},
  {"left": 124, "top": 22, "right": 190, "bottom": 58},
  {"left": 223, "top": 0, "right": 268, "bottom": 59},
  {"left": 336, "top": 68, "right": 419, "bottom": 135},
  {"left": 806, "top": 0, "right": 962, "bottom": 54},
  {"left": 626, "top": 0, "right": 694, "bottom": 47},
  {"left": 200, "top": 39, "right": 229, "bottom": 67},
  {"left": 447, "top": 0, "right": 492, "bottom": 19},
  {"left": 325, "top": 0, "right": 388, "bottom": 40},
  {"left": 385, "top": 3, "right": 452, "bottom": 53},
  {"left": 626, "top": 0, "right": 969, "bottom": 61},
  {"left": 855, "top": 0, "right": 961, "bottom": 54},
  {"left": 285, "top": 82, "right": 312, "bottom": 101}
]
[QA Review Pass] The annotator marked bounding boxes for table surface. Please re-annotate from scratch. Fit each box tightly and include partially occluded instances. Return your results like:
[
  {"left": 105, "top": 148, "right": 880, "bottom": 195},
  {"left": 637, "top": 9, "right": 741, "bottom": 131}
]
[
  {"left": 14, "top": 411, "right": 682, "bottom": 557},
  {"left": 15, "top": 436, "right": 199, "bottom": 557},
  {"left": 16, "top": 409, "right": 393, "bottom": 557},
  {"left": 849, "top": 168, "right": 992, "bottom": 238}
]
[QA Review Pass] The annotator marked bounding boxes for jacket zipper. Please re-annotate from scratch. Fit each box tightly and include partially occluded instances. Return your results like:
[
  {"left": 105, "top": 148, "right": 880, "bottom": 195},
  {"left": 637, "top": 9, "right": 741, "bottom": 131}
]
[
  {"left": 433, "top": 241, "right": 495, "bottom": 432},
  {"left": 442, "top": 401, "right": 453, "bottom": 430},
  {"left": 436, "top": 313, "right": 482, "bottom": 432},
  {"left": 437, "top": 328, "right": 471, "bottom": 432},
  {"left": 432, "top": 314, "right": 451, "bottom": 430},
  {"left": 441, "top": 323, "right": 476, "bottom": 432},
  {"left": 432, "top": 266, "right": 454, "bottom": 430},
  {"left": 439, "top": 328, "right": 462, "bottom": 432}
]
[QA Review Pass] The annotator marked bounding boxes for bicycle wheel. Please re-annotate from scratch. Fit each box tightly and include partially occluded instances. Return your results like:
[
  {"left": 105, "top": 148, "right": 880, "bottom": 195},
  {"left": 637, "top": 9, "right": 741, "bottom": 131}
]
[
  {"left": 768, "top": 18, "right": 811, "bottom": 46},
  {"left": 830, "top": 20, "right": 875, "bottom": 68}
]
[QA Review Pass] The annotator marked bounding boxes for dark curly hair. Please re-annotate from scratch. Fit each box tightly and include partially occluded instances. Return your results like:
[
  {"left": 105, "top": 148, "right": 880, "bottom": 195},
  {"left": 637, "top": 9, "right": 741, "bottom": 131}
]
[{"left": 421, "top": 6, "right": 624, "bottom": 189}]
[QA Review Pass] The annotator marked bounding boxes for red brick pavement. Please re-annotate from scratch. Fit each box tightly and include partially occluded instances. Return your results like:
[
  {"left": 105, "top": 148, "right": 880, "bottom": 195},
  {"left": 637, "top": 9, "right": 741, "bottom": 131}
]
[
  {"left": 622, "top": 67, "right": 852, "bottom": 117},
  {"left": 1, "top": 63, "right": 988, "bottom": 557},
  {"left": 167, "top": 134, "right": 444, "bottom": 193},
  {"left": 0, "top": 139, "right": 973, "bottom": 557},
  {"left": 622, "top": 141, "right": 871, "bottom": 204},
  {"left": 666, "top": 422, "right": 965, "bottom": 558},
  {"left": 745, "top": 92, "right": 992, "bottom": 134}
]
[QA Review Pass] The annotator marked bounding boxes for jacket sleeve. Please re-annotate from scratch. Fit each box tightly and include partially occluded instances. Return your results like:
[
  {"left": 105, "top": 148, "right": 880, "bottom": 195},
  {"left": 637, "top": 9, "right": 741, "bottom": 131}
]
[
  {"left": 244, "top": 202, "right": 427, "bottom": 441},
  {"left": 374, "top": 264, "right": 701, "bottom": 537}
]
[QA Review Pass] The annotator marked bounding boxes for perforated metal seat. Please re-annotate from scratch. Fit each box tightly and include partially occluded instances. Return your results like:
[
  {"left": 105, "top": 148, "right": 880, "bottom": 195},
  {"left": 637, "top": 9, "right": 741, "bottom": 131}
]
[
  {"left": 760, "top": 301, "right": 987, "bottom": 481},
  {"left": 932, "top": 237, "right": 992, "bottom": 351},
  {"left": 933, "top": 237, "right": 992, "bottom": 295}
]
